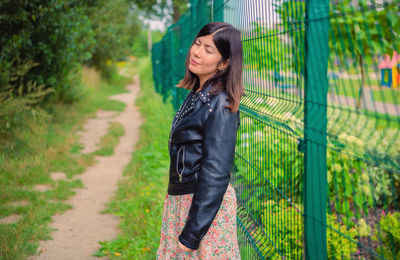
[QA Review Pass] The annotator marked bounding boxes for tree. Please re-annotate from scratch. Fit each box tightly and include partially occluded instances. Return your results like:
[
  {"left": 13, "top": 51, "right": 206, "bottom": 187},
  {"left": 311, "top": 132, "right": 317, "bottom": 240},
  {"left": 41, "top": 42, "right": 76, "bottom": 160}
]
[
  {"left": 0, "top": 0, "right": 144, "bottom": 101},
  {"left": 129, "top": 0, "right": 189, "bottom": 24},
  {"left": 330, "top": 0, "right": 399, "bottom": 109},
  {"left": 0, "top": 0, "right": 96, "bottom": 102},
  {"left": 243, "top": 21, "right": 287, "bottom": 74},
  {"left": 85, "top": 0, "right": 142, "bottom": 78},
  {"left": 276, "top": 0, "right": 400, "bottom": 109},
  {"left": 273, "top": 0, "right": 306, "bottom": 77}
]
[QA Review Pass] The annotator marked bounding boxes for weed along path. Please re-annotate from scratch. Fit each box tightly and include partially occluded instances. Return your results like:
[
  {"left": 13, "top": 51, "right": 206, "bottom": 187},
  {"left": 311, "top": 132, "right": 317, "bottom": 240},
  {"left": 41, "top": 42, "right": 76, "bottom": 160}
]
[{"left": 29, "top": 75, "right": 143, "bottom": 260}]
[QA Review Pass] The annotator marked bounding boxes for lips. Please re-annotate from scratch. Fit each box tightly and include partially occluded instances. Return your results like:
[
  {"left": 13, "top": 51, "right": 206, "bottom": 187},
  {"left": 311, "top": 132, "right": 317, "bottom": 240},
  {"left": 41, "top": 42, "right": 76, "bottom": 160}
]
[{"left": 190, "top": 58, "right": 200, "bottom": 65}]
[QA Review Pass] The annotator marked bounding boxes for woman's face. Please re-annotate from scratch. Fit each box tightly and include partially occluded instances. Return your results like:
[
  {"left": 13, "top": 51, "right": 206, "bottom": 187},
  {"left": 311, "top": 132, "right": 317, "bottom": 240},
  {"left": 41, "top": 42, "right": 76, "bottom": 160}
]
[{"left": 188, "top": 34, "right": 226, "bottom": 84}]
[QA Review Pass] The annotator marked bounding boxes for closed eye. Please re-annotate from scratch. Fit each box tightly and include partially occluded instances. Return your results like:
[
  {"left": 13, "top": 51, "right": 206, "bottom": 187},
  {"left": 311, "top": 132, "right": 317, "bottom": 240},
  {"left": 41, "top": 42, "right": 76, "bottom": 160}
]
[{"left": 195, "top": 40, "right": 213, "bottom": 54}]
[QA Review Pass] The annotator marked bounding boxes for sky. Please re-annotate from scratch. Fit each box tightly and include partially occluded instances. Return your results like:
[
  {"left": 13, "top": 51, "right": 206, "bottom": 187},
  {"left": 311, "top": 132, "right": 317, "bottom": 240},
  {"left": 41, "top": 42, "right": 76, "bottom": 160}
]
[
  {"left": 225, "top": 0, "right": 280, "bottom": 31},
  {"left": 147, "top": 19, "right": 168, "bottom": 32},
  {"left": 144, "top": 0, "right": 280, "bottom": 33}
]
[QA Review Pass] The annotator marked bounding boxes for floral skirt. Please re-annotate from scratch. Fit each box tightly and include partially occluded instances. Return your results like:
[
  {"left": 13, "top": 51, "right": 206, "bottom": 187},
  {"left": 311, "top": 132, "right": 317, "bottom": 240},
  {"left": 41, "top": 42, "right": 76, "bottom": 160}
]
[{"left": 156, "top": 183, "right": 241, "bottom": 260}]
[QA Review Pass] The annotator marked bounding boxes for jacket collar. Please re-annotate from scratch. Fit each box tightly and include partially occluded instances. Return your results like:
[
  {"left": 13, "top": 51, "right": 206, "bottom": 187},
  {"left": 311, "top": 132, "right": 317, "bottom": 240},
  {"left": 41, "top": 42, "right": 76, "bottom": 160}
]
[{"left": 192, "top": 82, "right": 213, "bottom": 103}]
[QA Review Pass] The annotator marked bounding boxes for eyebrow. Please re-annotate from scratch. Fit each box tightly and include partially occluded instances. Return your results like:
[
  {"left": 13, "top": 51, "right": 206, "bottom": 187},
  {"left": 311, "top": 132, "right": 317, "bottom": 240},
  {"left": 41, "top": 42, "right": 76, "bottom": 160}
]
[{"left": 197, "top": 38, "right": 215, "bottom": 50}]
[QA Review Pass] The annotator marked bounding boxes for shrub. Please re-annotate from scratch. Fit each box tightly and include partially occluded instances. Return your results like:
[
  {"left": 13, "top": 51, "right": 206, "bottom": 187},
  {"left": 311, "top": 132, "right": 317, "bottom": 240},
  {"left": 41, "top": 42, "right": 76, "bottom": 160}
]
[
  {"left": 258, "top": 202, "right": 358, "bottom": 259},
  {"left": 326, "top": 213, "right": 358, "bottom": 259},
  {"left": 0, "top": 59, "right": 53, "bottom": 154},
  {"left": 374, "top": 212, "right": 400, "bottom": 260},
  {"left": 85, "top": 0, "right": 141, "bottom": 79},
  {"left": 0, "top": 0, "right": 97, "bottom": 104}
]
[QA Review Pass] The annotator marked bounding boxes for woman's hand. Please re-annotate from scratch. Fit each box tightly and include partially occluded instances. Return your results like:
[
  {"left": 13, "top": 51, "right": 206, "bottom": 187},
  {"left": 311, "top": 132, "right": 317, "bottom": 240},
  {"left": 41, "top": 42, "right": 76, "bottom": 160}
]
[{"left": 178, "top": 241, "right": 195, "bottom": 252}]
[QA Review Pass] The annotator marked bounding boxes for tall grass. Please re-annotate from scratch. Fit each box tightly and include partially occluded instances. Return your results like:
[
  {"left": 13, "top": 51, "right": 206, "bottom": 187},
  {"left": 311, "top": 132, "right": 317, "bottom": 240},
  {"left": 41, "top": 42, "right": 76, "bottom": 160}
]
[{"left": 95, "top": 57, "right": 173, "bottom": 259}]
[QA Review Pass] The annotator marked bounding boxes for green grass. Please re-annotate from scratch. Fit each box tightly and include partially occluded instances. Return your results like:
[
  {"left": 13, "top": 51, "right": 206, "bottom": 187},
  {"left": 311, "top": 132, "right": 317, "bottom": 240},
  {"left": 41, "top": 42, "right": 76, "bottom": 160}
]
[
  {"left": 331, "top": 78, "right": 400, "bottom": 105},
  {"left": 93, "top": 122, "right": 125, "bottom": 156},
  {"left": 371, "top": 87, "right": 400, "bottom": 105},
  {"left": 0, "top": 67, "right": 131, "bottom": 260},
  {"left": 94, "top": 57, "right": 173, "bottom": 259}
]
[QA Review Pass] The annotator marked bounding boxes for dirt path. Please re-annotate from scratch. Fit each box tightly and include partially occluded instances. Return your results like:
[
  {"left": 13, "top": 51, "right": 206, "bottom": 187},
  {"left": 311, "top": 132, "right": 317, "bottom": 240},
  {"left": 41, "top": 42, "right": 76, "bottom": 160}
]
[{"left": 29, "top": 75, "right": 143, "bottom": 260}]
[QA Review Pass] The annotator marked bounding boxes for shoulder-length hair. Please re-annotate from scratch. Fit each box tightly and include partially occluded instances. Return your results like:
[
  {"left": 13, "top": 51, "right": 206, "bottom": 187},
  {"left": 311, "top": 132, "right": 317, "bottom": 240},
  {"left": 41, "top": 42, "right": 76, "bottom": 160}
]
[{"left": 176, "top": 22, "right": 243, "bottom": 113}]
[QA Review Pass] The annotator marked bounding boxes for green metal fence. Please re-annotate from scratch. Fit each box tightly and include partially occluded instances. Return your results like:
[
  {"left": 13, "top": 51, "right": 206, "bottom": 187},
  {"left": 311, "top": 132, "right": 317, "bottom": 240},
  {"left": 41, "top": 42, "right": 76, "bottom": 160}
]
[{"left": 151, "top": 0, "right": 400, "bottom": 259}]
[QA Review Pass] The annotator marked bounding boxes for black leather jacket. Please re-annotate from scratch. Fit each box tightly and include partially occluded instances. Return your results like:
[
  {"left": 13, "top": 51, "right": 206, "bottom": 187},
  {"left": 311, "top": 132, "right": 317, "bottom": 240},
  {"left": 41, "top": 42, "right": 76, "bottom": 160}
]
[{"left": 167, "top": 82, "right": 240, "bottom": 250}]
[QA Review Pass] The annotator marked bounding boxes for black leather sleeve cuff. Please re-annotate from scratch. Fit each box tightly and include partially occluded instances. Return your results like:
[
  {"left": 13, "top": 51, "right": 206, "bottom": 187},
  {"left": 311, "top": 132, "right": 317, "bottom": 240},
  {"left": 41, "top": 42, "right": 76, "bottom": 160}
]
[{"left": 178, "top": 234, "right": 200, "bottom": 250}]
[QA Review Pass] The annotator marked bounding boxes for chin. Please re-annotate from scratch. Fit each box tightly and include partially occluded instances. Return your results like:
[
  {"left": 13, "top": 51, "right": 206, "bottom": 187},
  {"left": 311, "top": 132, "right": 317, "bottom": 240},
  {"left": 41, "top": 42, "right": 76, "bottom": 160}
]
[{"left": 188, "top": 67, "right": 199, "bottom": 75}]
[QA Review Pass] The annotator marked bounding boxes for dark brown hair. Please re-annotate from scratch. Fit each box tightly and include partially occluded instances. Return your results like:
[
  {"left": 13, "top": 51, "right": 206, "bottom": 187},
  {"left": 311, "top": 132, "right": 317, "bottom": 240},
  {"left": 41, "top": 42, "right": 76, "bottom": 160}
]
[{"left": 176, "top": 22, "right": 243, "bottom": 113}]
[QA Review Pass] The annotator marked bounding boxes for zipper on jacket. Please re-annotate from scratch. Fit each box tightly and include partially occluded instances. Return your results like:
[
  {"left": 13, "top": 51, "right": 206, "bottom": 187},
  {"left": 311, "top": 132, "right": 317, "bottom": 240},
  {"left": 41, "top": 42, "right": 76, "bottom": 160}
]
[
  {"left": 169, "top": 115, "right": 184, "bottom": 146},
  {"left": 168, "top": 91, "right": 197, "bottom": 146},
  {"left": 176, "top": 145, "right": 185, "bottom": 183}
]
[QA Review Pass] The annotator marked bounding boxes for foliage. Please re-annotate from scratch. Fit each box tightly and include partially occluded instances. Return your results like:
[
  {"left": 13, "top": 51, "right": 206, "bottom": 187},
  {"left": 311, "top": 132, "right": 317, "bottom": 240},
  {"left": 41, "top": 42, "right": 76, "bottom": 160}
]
[
  {"left": 85, "top": 0, "right": 142, "bottom": 78},
  {"left": 273, "top": 0, "right": 306, "bottom": 76},
  {"left": 0, "top": 0, "right": 143, "bottom": 102},
  {"left": 329, "top": 0, "right": 399, "bottom": 108},
  {"left": 92, "top": 122, "right": 125, "bottom": 156},
  {"left": 275, "top": 0, "right": 400, "bottom": 70},
  {"left": 260, "top": 203, "right": 303, "bottom": 259},
  {"left": 257, "top": 202, "right": 358, "bottom": 259},
  {"left": 326, "top": 213, "right": 358, "bottom": 259},
  {"left": 330, "top": 0, "right": 400, "bottom": 64},
  {"left": 0, "top": 59, "right": 53, "bottom": 154},
  {"left": 130, "top": 0, "right": 188, "bottom": 23},
  {"left": 234, "top": 113, "right": 303, "bottom": 223},
  {"left": 0, "top": 0, "right": 143, "bottom": 151},
  {"left": 327, "top": 146, "right": 372, "bottom": 227},
  {"left": 326, "top": 134, "right": 399, "bottom": 227},
  {"left": 131, "top": 30, "right": 164, "bottom": 58},
  {"left": 236, "top": 95, "right": 399, "bottom": 258},
  {"left": 274, "top": 0, "right": 400, "bottom": 107},
  {"left": 364, "top": 148, "right": 400, "bottom": 206},
  {"left": 326, "top": 108, "right": 400, "bottom": 215},
  {"left": 373, "top": 212, "right": 400, "bottom": 260},
  {"left": 355, "top": 218, "right": 371, "bottom": 237},
  {"left": 243, "top": 22, "right": 290, "bottom": 74},
  {"left": 0, "top": 0, "right": 96, "bottom": 103},
  {"left": 0, "top": 66, "right": 129, "bottom": 259}
]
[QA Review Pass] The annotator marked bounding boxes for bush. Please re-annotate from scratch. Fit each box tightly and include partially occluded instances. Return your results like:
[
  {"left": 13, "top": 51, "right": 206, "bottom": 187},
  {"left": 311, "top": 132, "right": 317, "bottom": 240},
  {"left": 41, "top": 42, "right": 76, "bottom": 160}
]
[
  {"left": 326, "top": 213, "right": 358, "bottom": 259},
  {"left": 259, "top": 203, "right": 358, "bottom": 259},
  {"left": 0, "top": 0, "right": 95, "bottom": 103},
  {"left": 0, "top": 59, "right": 53, "bottom": 154},
  {"left": 374, "top": 212, "right": 400, "bottom": 260},
  {"left": 85, "top": 0, "right": 141, "bottom": 79}
]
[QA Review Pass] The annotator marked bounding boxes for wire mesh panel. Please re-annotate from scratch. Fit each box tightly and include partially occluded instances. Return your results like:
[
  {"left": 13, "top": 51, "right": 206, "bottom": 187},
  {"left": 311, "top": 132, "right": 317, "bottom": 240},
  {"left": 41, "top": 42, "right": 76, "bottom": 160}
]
[
  {"left": 326, "top": 0, "right": 400, "bottom": 259},
  {"left": 151, "top": 0, "right": 216, "bottom": 111},
  {"left": 151, "top": 0, "right": 400, "bottom": 259},
  {"left": 225, "top": 0, "right": 306, "bottom": 259}
]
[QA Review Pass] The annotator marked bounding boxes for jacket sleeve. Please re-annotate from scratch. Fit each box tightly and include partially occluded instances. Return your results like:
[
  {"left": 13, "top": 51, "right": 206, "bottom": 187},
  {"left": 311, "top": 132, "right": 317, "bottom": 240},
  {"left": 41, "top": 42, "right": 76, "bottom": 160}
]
[{"left": 178, "top": 105, "right": 239, "bottom": 250}]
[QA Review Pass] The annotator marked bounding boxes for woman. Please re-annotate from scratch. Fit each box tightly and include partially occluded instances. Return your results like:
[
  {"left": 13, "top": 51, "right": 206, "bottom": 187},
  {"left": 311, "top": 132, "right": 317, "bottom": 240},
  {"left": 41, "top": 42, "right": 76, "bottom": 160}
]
[{"left": 156, "top": 22, "right": 243, "bottom": 259}]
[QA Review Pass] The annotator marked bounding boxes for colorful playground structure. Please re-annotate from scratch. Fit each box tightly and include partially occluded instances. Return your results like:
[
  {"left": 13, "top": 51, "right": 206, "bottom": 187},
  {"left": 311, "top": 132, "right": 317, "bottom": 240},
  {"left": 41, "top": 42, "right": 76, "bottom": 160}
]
[{"left": 379, "top": 51, "right": 400, "bottom": 89}]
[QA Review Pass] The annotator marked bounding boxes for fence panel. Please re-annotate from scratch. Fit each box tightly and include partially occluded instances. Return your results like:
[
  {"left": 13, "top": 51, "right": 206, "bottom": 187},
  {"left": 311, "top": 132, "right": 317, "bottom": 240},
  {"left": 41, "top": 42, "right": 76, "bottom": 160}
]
[
  {"left": 151, "top": 0, "right": 400, "bottom": 259},
  {"left": 326, "top": 1, "right": 400, "bottom": 259}
]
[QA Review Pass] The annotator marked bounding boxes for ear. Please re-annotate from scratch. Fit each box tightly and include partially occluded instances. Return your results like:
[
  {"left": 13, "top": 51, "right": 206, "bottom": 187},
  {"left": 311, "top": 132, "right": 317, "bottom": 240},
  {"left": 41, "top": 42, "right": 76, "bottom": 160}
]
[{"left": 217, "top": 59, "right": 230, "bottom": 71}]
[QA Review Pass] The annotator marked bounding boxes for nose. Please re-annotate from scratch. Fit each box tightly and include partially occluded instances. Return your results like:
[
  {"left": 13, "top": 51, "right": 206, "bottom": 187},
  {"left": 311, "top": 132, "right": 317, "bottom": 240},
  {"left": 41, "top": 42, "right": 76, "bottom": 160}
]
[{"left": 192, "top": 45, "right": 201, "bottom": 58}]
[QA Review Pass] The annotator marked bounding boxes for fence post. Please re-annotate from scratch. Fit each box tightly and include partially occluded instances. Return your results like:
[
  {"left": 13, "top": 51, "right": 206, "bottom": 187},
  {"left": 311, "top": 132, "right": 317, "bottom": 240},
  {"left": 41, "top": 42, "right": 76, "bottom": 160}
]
[
  {"left": 213, "top": 0, "right": 224, "bottom": 22},
  {"left": 304, "top": 0, "right": 329, "bottom": 259},
  {"left": 166, "top": 29, "right": 177, "bottom": 109}
]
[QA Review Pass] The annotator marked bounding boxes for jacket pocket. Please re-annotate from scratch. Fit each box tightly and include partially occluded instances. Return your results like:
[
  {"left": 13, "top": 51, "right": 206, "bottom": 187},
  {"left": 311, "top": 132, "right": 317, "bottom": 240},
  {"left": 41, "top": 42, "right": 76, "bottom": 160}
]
[{"left": 176, "top": 145, "right": 185, "bottom": 182}]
